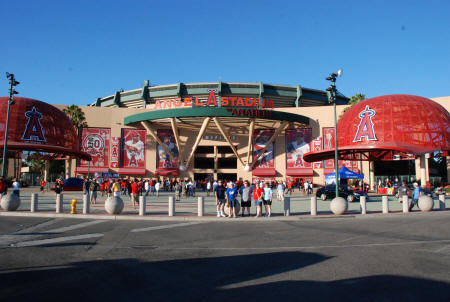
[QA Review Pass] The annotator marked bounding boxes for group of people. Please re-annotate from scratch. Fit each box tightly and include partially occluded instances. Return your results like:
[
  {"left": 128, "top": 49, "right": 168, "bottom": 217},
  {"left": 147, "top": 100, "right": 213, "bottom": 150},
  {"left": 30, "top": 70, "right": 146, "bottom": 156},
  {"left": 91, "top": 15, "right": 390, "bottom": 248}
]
[
  {"left": 0, "top": 177, "right": 20, "bottom": 197},
  {"left": 214, "top": 180, "right": 275, "bottom": 218}
]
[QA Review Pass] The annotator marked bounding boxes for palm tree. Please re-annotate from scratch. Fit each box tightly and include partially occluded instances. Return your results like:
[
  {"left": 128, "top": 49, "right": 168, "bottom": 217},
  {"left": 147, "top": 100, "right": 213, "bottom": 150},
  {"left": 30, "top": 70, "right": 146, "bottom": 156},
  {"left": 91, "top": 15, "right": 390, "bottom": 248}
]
[
  {"left": 62, "top": 104, "right": 88, "bottom": 131},
  {"left": 339, "top": 93, "right": 366, "bottom": 118}
]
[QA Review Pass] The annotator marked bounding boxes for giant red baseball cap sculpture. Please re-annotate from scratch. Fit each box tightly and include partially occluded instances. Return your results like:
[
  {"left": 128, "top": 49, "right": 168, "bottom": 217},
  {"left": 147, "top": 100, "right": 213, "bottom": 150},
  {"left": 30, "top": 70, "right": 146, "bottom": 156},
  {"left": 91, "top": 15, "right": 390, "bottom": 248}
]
[
  {"left": 0, "top": 97, "right": 91, "bottom": 160},
  {"left": 304, "top": 94, "right": 450, "bottom": 162}
]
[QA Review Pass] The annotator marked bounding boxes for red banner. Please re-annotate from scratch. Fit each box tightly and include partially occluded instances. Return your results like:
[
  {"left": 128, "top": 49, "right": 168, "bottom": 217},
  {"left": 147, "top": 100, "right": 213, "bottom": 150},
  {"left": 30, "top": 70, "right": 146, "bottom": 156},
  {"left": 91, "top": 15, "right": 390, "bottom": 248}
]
[
  {"left": 285, "top": 128, "right": 313, "bottom": 175},
  {"left": 110, "top": 137, "right": 120, "bottom": 168},
  {"left": 77, "top": 128, "right": 110, "bottom": 173},
  {"left": 119, "top": 129, "right": 146, "bottom": 175},
  {"left": 311, "top": 138, "right": 323, "bottom": 169},
  {"left": 252, "top": 129, "right": 275, "bottom": 176},
  {"left": 323, "top": 127, "right": 335, "bottom": 174},
  {"left": 156, "top": 129, "right": 179, "bottom": 175}
]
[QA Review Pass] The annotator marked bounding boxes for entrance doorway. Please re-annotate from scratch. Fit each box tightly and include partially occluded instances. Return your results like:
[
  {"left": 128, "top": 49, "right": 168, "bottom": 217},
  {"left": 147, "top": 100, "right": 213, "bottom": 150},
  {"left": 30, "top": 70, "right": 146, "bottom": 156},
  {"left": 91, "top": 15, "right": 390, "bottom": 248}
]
[
  {"left": 194, "top": 173, "right": 213, "bottom": 181},
  {"left": 217, "top": 173, "right": 237, "bottom": 182}
]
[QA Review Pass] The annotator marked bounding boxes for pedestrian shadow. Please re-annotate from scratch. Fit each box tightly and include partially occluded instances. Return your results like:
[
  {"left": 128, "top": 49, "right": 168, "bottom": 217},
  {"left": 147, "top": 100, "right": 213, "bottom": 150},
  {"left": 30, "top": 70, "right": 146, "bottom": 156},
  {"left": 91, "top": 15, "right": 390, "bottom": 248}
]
[{"left": 1, "top": 251, "right": 449, "bottom": 301}]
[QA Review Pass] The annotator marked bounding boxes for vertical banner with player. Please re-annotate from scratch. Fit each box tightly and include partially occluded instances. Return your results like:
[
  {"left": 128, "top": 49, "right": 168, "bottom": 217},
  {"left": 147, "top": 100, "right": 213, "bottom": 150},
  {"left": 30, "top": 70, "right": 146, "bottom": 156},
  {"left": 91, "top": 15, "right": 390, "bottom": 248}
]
[
  {"left": 156, "top": 129, "right": 179, "bottom": 175},
  {"left": 252, "top": 129, "right": 276, "bottom": 176},
  {"left": 110, "top": 137, "right": 120, "bottom": 168},
  {"left": 311, "top": 137, "right": 323, "bottom": 169},
  {"left": 285, "top": 128, "right": 313, "bottom": 175},
  {"left": 77, "top": 128, "right": 110, "bottom": 173},
  {"left": 119, "top": 129, "right": 146, "bottom": 175},
  {"left": 323, "top": 127, "right": 336, "bottom": 174}
]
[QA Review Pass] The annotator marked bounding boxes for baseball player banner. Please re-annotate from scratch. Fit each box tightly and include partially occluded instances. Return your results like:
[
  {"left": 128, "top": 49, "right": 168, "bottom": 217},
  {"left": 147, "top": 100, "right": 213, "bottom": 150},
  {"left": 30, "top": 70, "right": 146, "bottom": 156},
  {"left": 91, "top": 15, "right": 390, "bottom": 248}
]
[
  {"left": 110, "top": 137, "right": 120, "bottom": 168},
  {"left": 156, "top": 129, "right": 179, "bottom": 174},
  {"left": 285, "top": 128, "right": 313, "bottom": 175},
  {"left": 323, "top": 127, "right": 335, "bottom": 174},
  {"left": 77, "top": 128, "right": 110, "bottom": 173},
  {"left": 252, "top": 129, "right": 275, "bottom": 175},
  {"left": 120, "top": 129, "right": 146, "bottom": 174}
]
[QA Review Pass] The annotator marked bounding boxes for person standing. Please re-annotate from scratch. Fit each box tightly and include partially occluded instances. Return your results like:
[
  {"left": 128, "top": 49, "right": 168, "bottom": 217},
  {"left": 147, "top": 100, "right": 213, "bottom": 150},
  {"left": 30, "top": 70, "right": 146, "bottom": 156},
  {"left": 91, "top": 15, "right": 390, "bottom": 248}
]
[
  {"left": 409, "top": 182, "right": 421, "bottom": 211},
  {"left": 276, "top": 181, "right": 284, "bottom": 201},
  {"left": 206, "top": 180, "right": 212, "bottom": 197},
  {"left": 83, "top": 178, "right": 91, "bottom": 197},
  {"left": 11, "top": 178, "right": 20, "bottom": 197},
  {"left": 54, "top": 179, "right": 62, "bottom": 196},
  {"left": 214, "top": 180, "right": 227, "bottom": 217},
  {"left": 174, "top": 181, "right": 181, "bottom": 201},
  {"left": 155, "top": 181, "right": 161, "bottom": 197},
  {"left": 226, "top": 182, "right": 239, "bottom": 218},
  {"left": 253, "top": 182, "right": 264, "bottom": 218},
  {"left": 40, "top": 179, "right": 46, "bottom": 194},
  {"left": 398, "top": 181, "right": 408, "bottom": 203},
  {"left": 111, "top": 179, "right": 121, "bottom": 197},
  {"left": 90, "top": 179, "right": 99, "bottom": 204},
  {"left": 144, "top": 179, "right": 150, "bottom": 196},
  {"left": 0, "top": 177, "right": 7, "bottom": 197},
  {"left": 262, "top": 182, "right": 273, "bottom": 217},
  {"left": 239, "top": 181, "right": 252, "bottom": 217},
  {"left": 130, "top": 179, "right": 140, "bottom": 209}
]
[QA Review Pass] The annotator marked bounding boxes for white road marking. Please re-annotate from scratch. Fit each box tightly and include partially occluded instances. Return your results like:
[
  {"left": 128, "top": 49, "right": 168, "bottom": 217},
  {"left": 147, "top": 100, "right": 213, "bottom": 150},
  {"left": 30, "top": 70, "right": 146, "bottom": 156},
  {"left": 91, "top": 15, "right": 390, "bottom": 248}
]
[
  {"left": 41, "top": 220, "right": 107, "bottom": 233},
  {"left": 12, "top": 233, "right": 104, "bottom": 247},
  {"left": 15, "top": 219, "right": 60, "bottom": 234},
  {"left": 434, "top": 244, "right": 450, "bottom": 253},
  {"left": 130, "top": 222, "right": 202, "bottom": 233},
  {"left": 151, "top": 239, "right": 450, "bottom": 250}
]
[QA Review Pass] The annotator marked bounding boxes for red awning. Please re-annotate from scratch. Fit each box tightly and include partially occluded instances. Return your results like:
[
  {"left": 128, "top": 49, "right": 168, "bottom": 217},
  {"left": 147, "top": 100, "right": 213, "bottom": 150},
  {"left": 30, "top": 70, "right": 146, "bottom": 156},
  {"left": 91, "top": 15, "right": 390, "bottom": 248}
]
[
  {"left": 76, "top": 167, "right": 109, "bottom": 173},
  {"left": 286, "top": 168, "right": 313, "bottom": 176},
  {"left": 252, "top": 169, "right": 276, "bottom": 176},
  {"left": 155, "top": 168, "right": 179, "bottom": 176},
  {"left": 119, "top": 168, "right": 147, "bottom": 175}
]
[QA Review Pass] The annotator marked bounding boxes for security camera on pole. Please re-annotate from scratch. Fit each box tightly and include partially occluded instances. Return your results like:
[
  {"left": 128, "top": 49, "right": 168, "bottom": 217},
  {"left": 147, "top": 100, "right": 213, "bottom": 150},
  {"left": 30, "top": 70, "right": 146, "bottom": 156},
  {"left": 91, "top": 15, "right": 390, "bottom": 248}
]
[{"left": 326, "top": 70, "right": 347, "bottom": 215}]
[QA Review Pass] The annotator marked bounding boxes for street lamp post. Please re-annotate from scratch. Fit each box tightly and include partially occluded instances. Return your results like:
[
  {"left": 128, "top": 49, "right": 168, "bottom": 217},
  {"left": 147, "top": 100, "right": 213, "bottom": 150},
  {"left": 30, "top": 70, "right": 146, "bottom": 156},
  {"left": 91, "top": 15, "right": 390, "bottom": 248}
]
[
  {"left": 2, "top": 73, "right": 20, "bottom": 178},
  {"left": 326, "top": 69, "right": 342, "bottom": 198}
]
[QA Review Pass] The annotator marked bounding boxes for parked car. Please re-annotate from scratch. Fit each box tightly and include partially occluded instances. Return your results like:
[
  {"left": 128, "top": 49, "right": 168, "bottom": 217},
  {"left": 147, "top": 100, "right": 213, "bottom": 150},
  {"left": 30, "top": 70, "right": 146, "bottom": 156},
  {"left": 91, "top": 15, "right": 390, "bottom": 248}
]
[{"left": 316, "top": 185, "right": 368, "bottom": 202}]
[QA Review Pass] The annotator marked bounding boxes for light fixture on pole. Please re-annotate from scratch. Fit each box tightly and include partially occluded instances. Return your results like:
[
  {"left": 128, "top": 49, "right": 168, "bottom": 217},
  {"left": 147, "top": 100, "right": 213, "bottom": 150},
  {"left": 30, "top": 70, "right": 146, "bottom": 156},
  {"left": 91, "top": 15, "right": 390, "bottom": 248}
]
[
  {"left": 325, "top": 69, "right": 343, "bottom": 198},
  {"left": 2, "top": 73, "right": 20, "bottom": 178}
]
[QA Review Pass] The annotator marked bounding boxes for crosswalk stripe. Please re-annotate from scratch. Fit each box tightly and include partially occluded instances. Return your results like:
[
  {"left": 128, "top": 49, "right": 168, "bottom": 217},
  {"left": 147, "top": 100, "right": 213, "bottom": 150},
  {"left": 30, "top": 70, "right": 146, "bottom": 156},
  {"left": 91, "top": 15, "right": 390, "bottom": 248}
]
[
  {"left": 12, "top": 233, "right": 104, "bottom": 247},
  {"left": 130, "top": 222, "right": 202, "bottom": 233}
]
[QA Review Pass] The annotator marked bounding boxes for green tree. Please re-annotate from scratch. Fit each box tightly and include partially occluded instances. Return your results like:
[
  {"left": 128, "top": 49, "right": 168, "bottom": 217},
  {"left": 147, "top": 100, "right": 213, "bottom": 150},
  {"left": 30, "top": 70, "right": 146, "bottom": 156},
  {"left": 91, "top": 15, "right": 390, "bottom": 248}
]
[
  {"left": 62, "top": 104, "right": 88, "bottom": 130},
  {"left": 339, "top": 93, "right": 366, "bottom": 118}
]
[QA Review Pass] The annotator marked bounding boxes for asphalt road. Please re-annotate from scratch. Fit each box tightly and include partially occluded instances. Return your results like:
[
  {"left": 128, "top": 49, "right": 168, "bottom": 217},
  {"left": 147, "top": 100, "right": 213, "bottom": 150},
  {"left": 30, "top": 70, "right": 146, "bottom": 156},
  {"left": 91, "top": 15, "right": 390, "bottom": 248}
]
[{"left": 0, "top": 213, "right": 449, "bottom": 301}]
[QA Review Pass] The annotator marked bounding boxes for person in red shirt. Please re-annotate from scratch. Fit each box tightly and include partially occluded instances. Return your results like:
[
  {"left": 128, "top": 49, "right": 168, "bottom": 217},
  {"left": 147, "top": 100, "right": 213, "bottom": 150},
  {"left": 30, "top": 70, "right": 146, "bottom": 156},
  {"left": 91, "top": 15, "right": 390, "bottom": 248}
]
[
  {"left": 0, "top": 177, "right": 7, "bottom": 197},
  {"left": 40, "top": 179, "right": 46, "bottom": 194},
  {"left": 130, "top": 178, "right": 140, "bottom": 209},
  {"left": 253, "top": 182, "right": 264, "bottom": 218}
]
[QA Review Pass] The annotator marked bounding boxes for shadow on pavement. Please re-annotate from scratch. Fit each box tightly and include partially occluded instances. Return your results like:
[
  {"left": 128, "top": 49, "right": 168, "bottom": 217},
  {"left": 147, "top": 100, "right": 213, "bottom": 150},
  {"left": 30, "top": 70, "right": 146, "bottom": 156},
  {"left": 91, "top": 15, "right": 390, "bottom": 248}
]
[{"left": 0, "top": 251, "right": 449, "bottom": 301}]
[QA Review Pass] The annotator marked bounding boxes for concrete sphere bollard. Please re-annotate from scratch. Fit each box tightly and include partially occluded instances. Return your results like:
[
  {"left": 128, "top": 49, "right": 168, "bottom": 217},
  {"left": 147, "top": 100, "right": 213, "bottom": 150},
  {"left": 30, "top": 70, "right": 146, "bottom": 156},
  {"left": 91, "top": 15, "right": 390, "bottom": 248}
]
[
  {"left": 330, "top": 197, "right": 347, "bottom": 215},
  {"left": 224, "top": 202, "right": 241, "bottom": 216},
  {"left": 1, "top": 194, "right": 21, "bottom": 211},
  {"left": 418, "top": 195, "right": 434, "bottom": 212},
  {"left": 105, "top": 196, "right": 124, "bottom": 214}
]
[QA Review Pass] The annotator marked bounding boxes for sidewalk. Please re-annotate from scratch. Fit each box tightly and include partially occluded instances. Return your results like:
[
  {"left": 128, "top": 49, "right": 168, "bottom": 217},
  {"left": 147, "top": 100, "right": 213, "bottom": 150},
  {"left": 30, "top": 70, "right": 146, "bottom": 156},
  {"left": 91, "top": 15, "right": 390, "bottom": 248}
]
[{"left": 1, "top": 186, "right": 448, "bottom": 221}]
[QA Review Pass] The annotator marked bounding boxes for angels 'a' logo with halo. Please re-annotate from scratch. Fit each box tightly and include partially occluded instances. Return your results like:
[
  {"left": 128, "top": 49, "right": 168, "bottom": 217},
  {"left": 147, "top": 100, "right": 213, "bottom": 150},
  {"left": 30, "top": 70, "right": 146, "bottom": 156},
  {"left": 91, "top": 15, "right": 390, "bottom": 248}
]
[
  {"left": 22, "top": 107, "right": 46, "bottom": 143},
  {"left": 353, "top": 105, "right": 378, "bottom": 142},
  {"left": 82, "top": 134, "right": 105, "bottom": 156}
]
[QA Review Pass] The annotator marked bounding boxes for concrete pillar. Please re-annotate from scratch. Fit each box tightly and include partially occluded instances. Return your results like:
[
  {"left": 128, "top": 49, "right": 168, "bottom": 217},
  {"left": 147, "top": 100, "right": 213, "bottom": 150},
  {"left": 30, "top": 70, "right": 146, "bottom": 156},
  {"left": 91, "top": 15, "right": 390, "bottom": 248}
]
[
  {"left": 56, "top": 194, "right": 63, "bottom": 213},
  {"left": 310, "top": 196, "right": 317, "bottom": 216},
  {"left": 360, "top": 195, "right": 367, "bottom": 215},
  {"left": 369, "top": 161, "right": 375, "bottom": 191},
  {"left": 65, "top": 158, "right": 71, "bottom": 179},
  {"left": 439, "top": 194, "right": 446, "bottom": 210},
  {"left": 402, "top": 195, "right": 409, "bottom": 213},
  {"left": 419, "top": 155, "right": 427, "bottom": 187},
  {"left": 139, "top": 196, "right": 146, "bottom": 216},
  {"left": 197, "top": 196, "right": 204, "bottom": 216},
  {"left": 31, "top": 193, "right": 38, "bottom": 212},
  {"left": 425, "top": 153, "right": 430, "bottom": 182},
  {"left": 83, "top": 194, "right": 89, "bottom": 214},
  {"left": 382, "top": 195, "right": 389, "bottom": 213},
  {"left": 168, "top": 196, "right": 175, "bottom": 216},
  {"left": 284, "top": 196, "right": 291, "bottom": 216}
]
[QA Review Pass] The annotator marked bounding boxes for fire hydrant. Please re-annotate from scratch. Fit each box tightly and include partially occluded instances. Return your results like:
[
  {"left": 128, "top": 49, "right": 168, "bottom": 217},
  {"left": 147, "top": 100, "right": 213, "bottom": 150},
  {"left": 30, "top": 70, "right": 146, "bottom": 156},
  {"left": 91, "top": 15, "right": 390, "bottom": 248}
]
[{"left": 70, "top": 199, "right": 77, "bottom": 214}]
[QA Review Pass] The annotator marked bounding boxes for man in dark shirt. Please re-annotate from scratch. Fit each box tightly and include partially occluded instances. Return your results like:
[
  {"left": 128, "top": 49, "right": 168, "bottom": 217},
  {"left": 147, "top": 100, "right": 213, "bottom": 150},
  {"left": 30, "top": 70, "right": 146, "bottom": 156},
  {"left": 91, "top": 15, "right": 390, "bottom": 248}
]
[
  {"left": 214, "top": 180, "right": 227, "bottom": 217},
  {"left": 398, "top": 181, "right": 408, "bottom": 203}
]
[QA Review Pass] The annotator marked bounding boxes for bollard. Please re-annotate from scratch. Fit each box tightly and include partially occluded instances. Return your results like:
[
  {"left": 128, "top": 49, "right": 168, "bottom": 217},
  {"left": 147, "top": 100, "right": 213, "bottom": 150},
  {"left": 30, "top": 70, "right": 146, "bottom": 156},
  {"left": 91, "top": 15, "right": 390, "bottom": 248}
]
[
  {"left": 56, "top": 194, "right": 63, "bottom": 213},
  {"left": 360, "top": 195, "right": 367, "bottom": 215},
  {"left": 168, "top": 196, "right": 175, "bottom": 216},
  {"left": 139, "top": 196, "right": 146, "bottom": 216},
  {"left": 382, "top": 195, "right": 389, "bottom": 214},
  {"left": 83, "top": 194, "right": 89, "bottom": 214},
  {"left": 310, "top": 196, "right": 317, "bottom": 216},
  {"left": 284, "top": 196, "right": 291, "bottom": 216},
  {"left": 31, "top": 193, "right": 38, "bottom": 212},
  {"left": 438, "top": 194, "right": 446, "bottom": 210},
  {"left": 402, "top": 195, "right": 409, "bottom": 213},
  {"left": 198, "top": 196, "right": 204, "bottom": 216}
]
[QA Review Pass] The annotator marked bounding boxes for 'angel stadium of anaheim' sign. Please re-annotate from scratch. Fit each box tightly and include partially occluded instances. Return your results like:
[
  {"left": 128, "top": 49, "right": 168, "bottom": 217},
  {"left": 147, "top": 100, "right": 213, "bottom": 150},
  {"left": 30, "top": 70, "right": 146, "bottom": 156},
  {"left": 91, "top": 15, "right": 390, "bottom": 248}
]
[{"left": 153, "top": 89, "right": 274, "bottom": 110}]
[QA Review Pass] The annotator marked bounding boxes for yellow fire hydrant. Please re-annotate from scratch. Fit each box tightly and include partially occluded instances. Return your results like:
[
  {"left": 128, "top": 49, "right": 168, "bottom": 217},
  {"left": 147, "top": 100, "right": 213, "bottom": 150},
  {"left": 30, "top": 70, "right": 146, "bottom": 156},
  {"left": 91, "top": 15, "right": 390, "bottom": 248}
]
[{"left": 70, "top": 199, "right": 77, "bottom": 214}]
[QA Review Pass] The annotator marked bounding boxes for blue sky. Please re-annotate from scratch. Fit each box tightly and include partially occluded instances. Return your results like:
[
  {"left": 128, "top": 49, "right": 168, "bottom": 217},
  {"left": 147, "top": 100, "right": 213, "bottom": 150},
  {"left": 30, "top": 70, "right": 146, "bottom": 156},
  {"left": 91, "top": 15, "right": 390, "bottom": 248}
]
[{"left": 1, "top": 0, "right": 449, "bottom": 105}]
